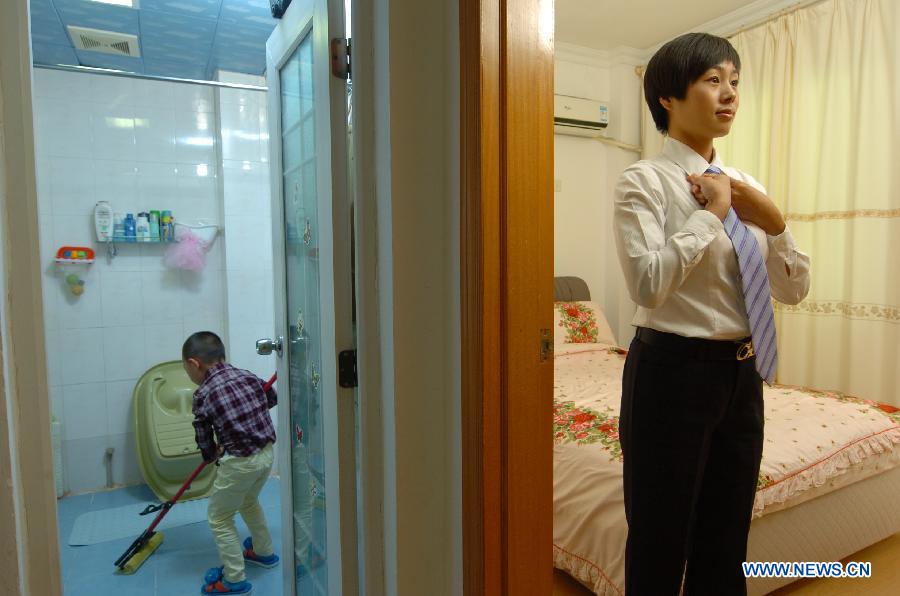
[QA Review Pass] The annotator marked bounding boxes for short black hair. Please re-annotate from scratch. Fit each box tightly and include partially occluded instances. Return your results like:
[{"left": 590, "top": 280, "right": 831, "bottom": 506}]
[
  {"left": 644, "top": 32, "right": 741, "bottom": 133},
  {"left": 182, "top": 331, "right": 226, "bottom": 364}
]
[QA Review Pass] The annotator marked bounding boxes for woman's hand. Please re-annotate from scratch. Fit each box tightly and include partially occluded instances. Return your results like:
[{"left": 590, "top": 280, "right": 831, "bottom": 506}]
[
  {"left": 686, "top": 172, "right": 732, "bottom": 221},
  {"left": 729, "top": 179, "right": 786, "bottom": 235}
]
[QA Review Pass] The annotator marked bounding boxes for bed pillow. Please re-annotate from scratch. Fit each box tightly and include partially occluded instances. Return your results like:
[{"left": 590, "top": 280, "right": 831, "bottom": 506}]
[{"left": 554, "top": 301, "right": 617, "bottom": 345}]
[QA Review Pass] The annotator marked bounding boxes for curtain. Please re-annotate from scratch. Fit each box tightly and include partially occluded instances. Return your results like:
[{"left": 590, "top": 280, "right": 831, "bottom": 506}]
[{"left": 714, "top": 0, "right": 900, "bottom": 405}]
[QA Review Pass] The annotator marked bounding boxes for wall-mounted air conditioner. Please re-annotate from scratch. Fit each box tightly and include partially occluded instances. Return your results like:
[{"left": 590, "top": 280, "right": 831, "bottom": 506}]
[{"left": 554, "top": 94, "right": 609, "bottom": 137}]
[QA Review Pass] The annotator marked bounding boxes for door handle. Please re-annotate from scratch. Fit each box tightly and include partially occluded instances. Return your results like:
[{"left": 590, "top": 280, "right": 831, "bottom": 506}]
[{"left": 256, "top": 337, "right": 284, "bottom": 356}]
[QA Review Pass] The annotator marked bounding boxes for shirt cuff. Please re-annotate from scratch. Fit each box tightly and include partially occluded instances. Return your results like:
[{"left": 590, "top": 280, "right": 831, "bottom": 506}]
[
  {"left": 684, "top": 209, "right": 724, "bottom": 241},
  {"left": 768, "top": 226, "right": 798, "bottom": 260}
]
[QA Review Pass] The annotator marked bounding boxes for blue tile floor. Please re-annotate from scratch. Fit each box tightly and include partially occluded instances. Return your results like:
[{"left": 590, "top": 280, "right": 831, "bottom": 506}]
[{"left": 57, "top": 479, "right": 284, "bottom": 596}]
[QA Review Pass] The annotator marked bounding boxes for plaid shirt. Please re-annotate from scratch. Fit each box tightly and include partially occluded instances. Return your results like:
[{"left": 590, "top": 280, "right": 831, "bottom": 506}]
[{"left": 192, "top": 363, "right": 277, "bottom": 461}]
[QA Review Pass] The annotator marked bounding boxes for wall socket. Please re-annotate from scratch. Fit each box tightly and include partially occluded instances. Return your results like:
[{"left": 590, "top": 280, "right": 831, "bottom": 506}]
[{"left": 554, "top": 179, "right": 562, "bottom": 192}]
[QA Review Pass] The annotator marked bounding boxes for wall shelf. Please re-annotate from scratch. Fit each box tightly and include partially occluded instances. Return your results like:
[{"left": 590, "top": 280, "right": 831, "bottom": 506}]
[{"left": 108, "top": 236, "right": 177, "bottom": 244}]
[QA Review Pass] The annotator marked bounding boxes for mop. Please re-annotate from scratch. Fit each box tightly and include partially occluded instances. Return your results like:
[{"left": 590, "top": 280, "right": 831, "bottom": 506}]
[{"left": 114, "top": 372, "right": 277, "bottom": 574}]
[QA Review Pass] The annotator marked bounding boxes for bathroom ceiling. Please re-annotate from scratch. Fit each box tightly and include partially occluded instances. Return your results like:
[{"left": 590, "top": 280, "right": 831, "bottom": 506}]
[{"left": 30, "top": 0, "right": 277, "bottom": 80}]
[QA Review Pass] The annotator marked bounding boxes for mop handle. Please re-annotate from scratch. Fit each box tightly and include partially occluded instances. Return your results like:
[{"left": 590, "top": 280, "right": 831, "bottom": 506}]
[
  {"left": 145, "top": 372, "right": 277, "bottom": 534},
  {"left": 262, "top": 373, "right": 277, "bottom": 392}
]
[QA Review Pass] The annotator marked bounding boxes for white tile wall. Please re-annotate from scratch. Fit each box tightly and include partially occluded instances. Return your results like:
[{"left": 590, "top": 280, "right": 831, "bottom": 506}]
[
  {"left": 136, "top": 162, "right": 178, "bottom": 207},
  {"left": 59, "top": 328, "right": 106, "bottom": 385},
  {"left": 49, "top": 385, "right": 64, "bottom": 424},
  {"left": 141, "top": 274, "right": 184, "bottom": 325},
  {"left": 45, "top": 328, "right": 63, "bottom": 387},
  {"left": 181, "top": 268, "right": 226, "bottom": 321},
  {"left": 61, "top": 382, "right": 108, "bottom": 441},
  {"left": 134, "top": 107, "right": 178, "bottom": 163},
  {"left": 63, "top": 436, "right": 109, "bottom": 494},
  {"left": 144, "top": 323, "right": 184, "bottom": 367},
  {"left": 224, "top": 215, "right": 273, "bottom": 271},
  {"left": 100, "top": 271, "right": 144, "bottom": 327},
  {"left": 34, "top": 97, "right": 94, "bottom": 159},
  {"left": 92, "top": 104, "right": 138, "bottom": 162},
  {"left": 219, "top": 72, "right": 276, "bottom": 382},
  {"left": 34, "top": 69, "right": 229, "bottom": 494},
  {"left": 175, "top": 110, "right": 217, "bottom": 165},
  {"left": 221, "top": 103, "right": 265, "bottom": 163},
  {"left": 106, "top": 379, "right": 137, "bottom": 437},
  {"left": 223, "top": 159, "right": 271, "bottom": 217},
  {"left": 48, "top": 157, "right": 95, "bottom": 215},
  {"left": 102, "top": 326, "right": 148, "bottom": 381},
  {"left": 176, "top": 83, "right": 216, "bottom": 113},
  {"left": 108, "top": 432, "right": 143, "bottom": 486},
  {"left": 226, "top": 269, "right": 275, "bottom": 326}
]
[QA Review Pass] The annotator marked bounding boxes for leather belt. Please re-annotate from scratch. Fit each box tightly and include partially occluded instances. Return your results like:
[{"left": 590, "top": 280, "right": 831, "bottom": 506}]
[{"left": 635, "top": 327, "right": 754, "bottom": 362}]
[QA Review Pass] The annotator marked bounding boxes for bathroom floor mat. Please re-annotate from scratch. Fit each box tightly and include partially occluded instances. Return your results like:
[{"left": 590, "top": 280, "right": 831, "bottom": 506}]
[{"left": 68, "top": 498, "right": 209, "bottom": 546}]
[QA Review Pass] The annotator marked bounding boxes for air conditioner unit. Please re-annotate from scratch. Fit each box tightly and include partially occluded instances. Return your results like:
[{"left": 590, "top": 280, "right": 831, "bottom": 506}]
[{"left": 554, "top": 94, "right": 609, "bottom": 137}]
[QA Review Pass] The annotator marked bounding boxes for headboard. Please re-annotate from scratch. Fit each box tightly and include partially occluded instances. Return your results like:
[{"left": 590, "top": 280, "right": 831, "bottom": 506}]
[{"left": 554, "top": 277, "right": 591, "bottom": 301}]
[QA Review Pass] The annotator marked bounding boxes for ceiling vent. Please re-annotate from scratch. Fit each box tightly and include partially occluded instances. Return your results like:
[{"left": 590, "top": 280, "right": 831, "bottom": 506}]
[{"left": 68, "top": 26, "right": 141, "bottom": 58}]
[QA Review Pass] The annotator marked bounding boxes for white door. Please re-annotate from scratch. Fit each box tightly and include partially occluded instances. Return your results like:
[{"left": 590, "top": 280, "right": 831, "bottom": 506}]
[{"left": 264, "top": 1, "right": 357, "bottom": 594}]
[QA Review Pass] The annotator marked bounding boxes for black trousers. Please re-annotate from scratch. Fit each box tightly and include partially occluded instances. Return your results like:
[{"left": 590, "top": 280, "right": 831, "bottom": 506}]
[{"left": 619, "top": 328, "right": 765, "bottom": 596}]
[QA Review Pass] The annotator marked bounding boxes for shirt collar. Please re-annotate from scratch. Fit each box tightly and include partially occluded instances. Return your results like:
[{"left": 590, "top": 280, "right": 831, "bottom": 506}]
[
  {"left": 200, "top": 361, "right": 229, "bottom": 387},
  {"left": 661, "top": 136, "right": 725, "bottom": 175}
]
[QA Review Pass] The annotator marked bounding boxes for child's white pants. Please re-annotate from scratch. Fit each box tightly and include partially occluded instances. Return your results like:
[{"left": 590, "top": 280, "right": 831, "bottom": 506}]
[{"left": 207, "top": 442, "right": 275, "bottom": 583}]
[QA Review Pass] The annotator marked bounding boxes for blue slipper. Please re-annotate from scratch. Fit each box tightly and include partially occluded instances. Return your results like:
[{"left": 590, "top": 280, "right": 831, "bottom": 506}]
[
  {"left": 242, "top": 537, "right": 280, "bottom": 568},
  {"left": 201, "top": 566, "right": 252, "bottom": 594}
]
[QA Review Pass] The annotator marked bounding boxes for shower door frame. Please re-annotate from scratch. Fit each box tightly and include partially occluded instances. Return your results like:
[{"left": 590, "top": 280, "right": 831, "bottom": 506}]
[{"left": 265, "top": 0, "right": 360, "bottom": 593}]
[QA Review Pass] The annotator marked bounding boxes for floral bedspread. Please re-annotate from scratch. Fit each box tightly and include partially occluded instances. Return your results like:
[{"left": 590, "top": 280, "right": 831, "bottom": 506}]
[{"left": 552, "top": 343, "right": 900, "bottom": 595}]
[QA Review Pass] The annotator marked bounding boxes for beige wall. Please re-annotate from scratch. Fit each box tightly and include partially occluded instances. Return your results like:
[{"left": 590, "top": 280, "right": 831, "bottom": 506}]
[
  {"left": 371, "top": 0, "right": 461, "bottom": 592},
  {"left": 0, "top": 63, "right": 25, "bottom": 596},
  {"left": 553, "top": 51, "right": 643, "bottom": 345},
  {"left": 0, "top": 0, "right": 62, "bottom": 594}
]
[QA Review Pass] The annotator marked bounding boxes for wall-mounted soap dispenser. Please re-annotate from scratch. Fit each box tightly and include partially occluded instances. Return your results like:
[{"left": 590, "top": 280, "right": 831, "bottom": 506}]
[{"left": 94, "top": 201, "right": 113, "bottom": 242}]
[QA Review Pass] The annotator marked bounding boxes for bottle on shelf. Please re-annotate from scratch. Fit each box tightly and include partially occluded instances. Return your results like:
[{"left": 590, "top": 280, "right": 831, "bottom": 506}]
[
  {"left": 149, "top": 210, "right": 160, "bottom": 240},
  {"left": 136, "top": 212, "right": 151, "bottom": 242},
  {"left": 160, "top": 210, "right": 175, "bottom": 242},
  {"left": 112, "top": 212, "right": 125, "bottom": 240},
  {"left": 123, "top": 213, "right": 136, "bottom": 243}
]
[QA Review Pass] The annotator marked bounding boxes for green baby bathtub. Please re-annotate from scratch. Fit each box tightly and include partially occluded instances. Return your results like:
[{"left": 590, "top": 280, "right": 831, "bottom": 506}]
[{"left": 133, "top": 361, "right": 216, "bottom": 501}]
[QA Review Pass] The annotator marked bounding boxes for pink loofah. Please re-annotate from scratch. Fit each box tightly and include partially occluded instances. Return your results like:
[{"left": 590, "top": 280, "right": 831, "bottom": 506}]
[{"left": 164, "top": 230, "right": 207, "bottom": 271}]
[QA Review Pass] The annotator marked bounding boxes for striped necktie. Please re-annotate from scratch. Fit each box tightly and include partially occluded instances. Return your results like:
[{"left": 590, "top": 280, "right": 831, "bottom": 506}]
[{"left": 705, "top": 165, "right": 777, "bottom": 384}]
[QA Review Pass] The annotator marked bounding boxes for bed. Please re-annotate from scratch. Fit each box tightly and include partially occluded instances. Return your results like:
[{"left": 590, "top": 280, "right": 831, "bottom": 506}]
[{"left": 551, "top": 277, "right": 900, "bottom": 595}]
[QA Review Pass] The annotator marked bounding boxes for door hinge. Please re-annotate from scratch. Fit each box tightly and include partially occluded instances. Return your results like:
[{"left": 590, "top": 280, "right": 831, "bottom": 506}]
[
  {"left": 338, "top": 349, "right": 358, "bottom": 388},
  {"left": 330, "top": 38, "right": 351, "bottom": 80},
  {"left": 540, "top": 328, "right": 553, "bottom": 362}
]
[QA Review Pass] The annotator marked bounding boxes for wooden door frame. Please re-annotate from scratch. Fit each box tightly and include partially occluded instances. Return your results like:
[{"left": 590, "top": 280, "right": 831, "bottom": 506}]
[
  {"left": 460, "top": 0, "right": 554, "bottom": 593},
  {"left": 0, "top": 1, "right": 62, "bottom": 594}
]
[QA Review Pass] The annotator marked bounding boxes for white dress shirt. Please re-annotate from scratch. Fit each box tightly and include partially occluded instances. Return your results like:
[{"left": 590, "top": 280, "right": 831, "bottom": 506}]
[{"left": 613, "top": 137, "right": 811, "bottom": 340}]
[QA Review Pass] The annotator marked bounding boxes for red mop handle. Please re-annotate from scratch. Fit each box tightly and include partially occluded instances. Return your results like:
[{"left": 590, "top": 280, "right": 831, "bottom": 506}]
[
  {"left": 262, "top": 373, "right": 276, "bottom": 392},
  {"left": 142, "top": 460, "right": 208, "bottom": 535}
]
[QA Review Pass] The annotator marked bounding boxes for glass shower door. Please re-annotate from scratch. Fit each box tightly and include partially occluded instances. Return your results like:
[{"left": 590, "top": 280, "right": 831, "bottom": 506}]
[{"left": 281, "top": 33, "right": 327, "bottom": 594}]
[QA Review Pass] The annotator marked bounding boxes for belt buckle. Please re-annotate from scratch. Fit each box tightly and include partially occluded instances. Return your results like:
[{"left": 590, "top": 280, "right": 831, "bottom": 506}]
[{"left": 736, "top": 341, "right": 754, "bottom": 361}]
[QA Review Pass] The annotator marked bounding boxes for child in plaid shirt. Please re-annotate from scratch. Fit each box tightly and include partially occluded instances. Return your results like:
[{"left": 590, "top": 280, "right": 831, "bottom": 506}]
[{"left": 183, "top": 331, "right": 279, "bottom": 595}]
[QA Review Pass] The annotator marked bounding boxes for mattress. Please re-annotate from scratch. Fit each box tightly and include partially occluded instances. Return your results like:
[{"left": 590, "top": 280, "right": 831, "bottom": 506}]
[
  {"left": 552, "top": 342, "right": 900, "bottom": 595},
  {"left": 746, "top": 463, "right": 900, "bottom": 595}
]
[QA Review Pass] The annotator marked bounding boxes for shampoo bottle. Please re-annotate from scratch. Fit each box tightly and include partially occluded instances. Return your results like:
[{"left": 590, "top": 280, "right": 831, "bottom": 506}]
[{"left": 124, "top": 213, "right": 136, "bottom": 242}]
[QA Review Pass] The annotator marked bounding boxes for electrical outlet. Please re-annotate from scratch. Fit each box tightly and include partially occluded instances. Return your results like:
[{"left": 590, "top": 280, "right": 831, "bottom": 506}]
[{"left": 554, "top": 179, "right": 562, "bottom": 192}]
